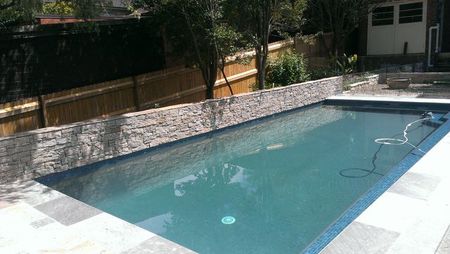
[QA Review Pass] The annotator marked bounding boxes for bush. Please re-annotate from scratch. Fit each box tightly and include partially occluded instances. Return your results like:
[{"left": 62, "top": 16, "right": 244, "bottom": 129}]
[
  {"left": 267, "top": 51, "right": 310, "bottom": 88},
  {"left": 42, "top": 1, "right": 75, "bottom": 16},
  {"left": 309, "top": 54, "right": 359, "bottom": 81}
]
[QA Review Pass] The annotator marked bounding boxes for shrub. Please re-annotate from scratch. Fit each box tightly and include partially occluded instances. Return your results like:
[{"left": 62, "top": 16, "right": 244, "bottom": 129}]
[
  {"left": 267, "top": 51, "right": 310, "bottom": 88},
  {"left": 309, "top": 54, "right": 359, "bottom": 81},
  {"left": 42, "top": 1, "right": 75, "bottom": 16}
]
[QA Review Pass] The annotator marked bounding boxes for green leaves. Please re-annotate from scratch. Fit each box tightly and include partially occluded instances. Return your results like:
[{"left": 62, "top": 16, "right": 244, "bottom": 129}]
[
  {"left": 42, "top": 1, "right": 75, "bottom": 16},
  {"left": 267, "top": 51, "right": 310, "bottom": 87},
  {"left": 0, "top": 0, "right": 42, "bottom": 27}
]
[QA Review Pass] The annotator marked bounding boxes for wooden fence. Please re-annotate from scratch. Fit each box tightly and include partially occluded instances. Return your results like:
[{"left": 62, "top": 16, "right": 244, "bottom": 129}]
[{"left": 0, "top": 40, "right": 293, "bottom": 137}]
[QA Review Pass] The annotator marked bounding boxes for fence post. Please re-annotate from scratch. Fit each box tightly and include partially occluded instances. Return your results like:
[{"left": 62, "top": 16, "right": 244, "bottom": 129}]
[
  {"left": 132, "top": 76, "right": 141, "bottom": 111},
  {"left": 38, "top": 95, "right": 47, "bottom": 128}
]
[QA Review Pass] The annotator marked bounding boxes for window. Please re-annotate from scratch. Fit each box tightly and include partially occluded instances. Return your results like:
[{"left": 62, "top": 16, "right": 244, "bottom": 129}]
[
  {"left": 372, "top": 6, "right": 394, "bottom": 26},
  {"left": 399, "top": 2, "right": 423, "bottom": 24}
]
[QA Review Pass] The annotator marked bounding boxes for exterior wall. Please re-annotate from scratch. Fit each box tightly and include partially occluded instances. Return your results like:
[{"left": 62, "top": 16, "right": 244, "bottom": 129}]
[
  {"left": 0, "top": 77, "right": 343, "bottom": 184},
  {"left": 344, "top": 75, "right": 380, "bottom": 92},
  {"left": 367, "top": 0, "right": 428, "bottom": 55},
  {"left": 360, "top": 0, "right": 439, "bottom": 57}
]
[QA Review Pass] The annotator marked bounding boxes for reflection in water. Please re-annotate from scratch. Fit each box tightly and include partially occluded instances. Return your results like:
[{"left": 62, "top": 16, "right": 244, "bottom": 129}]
[{"left": 44, "top": 106, "right": 440, "bottom": 254}]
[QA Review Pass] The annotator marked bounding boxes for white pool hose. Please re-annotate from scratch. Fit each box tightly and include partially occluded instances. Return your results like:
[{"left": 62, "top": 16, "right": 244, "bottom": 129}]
[{"left": 374, "top": 113, "right": 433, "bottom": 153}]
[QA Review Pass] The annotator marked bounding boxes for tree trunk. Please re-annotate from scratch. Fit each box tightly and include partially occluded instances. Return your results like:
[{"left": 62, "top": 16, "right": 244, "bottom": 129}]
[
  {"left": 204, "top": 65, "right": 217, "bottom": 99},
  {"left": 256, "top": 47, "right": 265, "bottom": 90},
  {"left": 204, "top": 50, "right": 218, "bottom": 99},
  {"left": 220, "top": 66, "right": 234, "bottom": 95},
  {"left": 206, "top": 83, "right": 214, "bottom": 99}
]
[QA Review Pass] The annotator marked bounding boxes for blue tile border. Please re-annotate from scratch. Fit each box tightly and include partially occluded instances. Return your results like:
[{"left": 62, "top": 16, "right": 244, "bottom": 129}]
[{"left": 302, "top": 110, "right": 450, "bottom": 254}]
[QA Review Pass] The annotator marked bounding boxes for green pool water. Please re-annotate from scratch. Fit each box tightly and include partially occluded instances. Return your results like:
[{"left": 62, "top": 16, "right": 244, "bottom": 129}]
[{"left": 44, "top": 105, "right": 440, "bottom": 254}]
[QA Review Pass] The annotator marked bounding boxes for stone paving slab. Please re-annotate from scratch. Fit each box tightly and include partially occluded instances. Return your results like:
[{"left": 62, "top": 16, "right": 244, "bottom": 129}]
[
  {"left": 34, "top": 196, "right": 101, "bottom": 226},
  {"left": 388, "top": 172, "right": 440, "bottom": 201},
  {"left": 321, "top": 222, "right": 400, "bottom": 254},
  {"left": 436, "top": 225, "right": 450, "bottom": 254},
  {"left": 123, "top": 236, "right": 196, "bottom": 254}
]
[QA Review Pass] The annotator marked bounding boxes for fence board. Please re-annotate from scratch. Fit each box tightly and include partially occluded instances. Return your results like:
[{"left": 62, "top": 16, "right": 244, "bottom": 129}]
[{"left": 0, "top": 98, "right": 41, "bottom": 136}]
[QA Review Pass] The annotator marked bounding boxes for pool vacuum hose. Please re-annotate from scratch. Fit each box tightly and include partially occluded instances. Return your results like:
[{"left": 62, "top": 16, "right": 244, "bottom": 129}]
[{"left": 339, "top": 112, "right": 433, "bottom": 178}]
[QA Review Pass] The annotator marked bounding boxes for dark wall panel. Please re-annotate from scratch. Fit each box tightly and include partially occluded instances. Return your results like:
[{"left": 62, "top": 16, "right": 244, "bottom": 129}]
[
  {"left": 0, "top": 19, "right": 165, "bottom": 103},
  {"left": 442, "top": 0, "right": 450, "bottom": 52}
]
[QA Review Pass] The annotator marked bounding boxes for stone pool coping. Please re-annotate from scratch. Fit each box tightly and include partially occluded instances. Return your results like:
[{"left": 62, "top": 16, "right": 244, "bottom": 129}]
[{"left": 2, "top": 95, "right": 450, "bottom": 254}]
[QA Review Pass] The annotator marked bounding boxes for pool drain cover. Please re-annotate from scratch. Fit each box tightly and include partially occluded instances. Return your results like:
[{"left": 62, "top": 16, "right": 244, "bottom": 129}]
[{"left": 221, "top": 216, "right": 236, "bottom": 225}]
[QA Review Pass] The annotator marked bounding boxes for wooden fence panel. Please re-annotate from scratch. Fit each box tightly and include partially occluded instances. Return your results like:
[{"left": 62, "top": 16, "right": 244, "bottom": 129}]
[
  {"left": 42, "top": 77, "right": 136, "bottom": 126},
  {"left": 136, "top": 68, "right": 206, "bottom": 109},
  {"left": 0, "top": 98, "right": 41, "bottom": 136}
]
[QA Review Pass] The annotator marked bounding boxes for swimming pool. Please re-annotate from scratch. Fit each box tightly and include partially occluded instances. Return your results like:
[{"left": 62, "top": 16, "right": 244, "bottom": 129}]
[{"left": 39, "top": 102, "right": 449, "bottom": 254}]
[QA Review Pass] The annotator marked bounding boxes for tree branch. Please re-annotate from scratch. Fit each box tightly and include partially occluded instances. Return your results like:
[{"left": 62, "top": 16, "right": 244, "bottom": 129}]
[{"left": 0, "top": 0, "right": 16, "bottom": 10}]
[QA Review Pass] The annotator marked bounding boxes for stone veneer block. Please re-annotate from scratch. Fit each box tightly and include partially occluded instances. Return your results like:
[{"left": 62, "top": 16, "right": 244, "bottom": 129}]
[
  {"left": 34, "top": 196, "right": 101, "bottom": 226},
  {"left": 0, "top": 76, "right": 342, "bottom": 183}
]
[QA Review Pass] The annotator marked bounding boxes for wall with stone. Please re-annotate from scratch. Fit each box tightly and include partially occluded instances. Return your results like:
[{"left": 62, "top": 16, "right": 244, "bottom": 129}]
[
  {"left": 0, "top": 76, "right": 342, "bottom": 184},
  {"left": 379, "top": 72, "right": 450, "bottom": 84},
  {"left": 345, "top": 75, "right": 381, "bottom": 93}
]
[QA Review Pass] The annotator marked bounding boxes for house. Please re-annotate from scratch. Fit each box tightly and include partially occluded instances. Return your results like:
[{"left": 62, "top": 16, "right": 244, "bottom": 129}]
[
  {"left": 359, "top": 0, "right": 450, "bottom": 70},
  {"left": 37, "top": 0, "right": 132, "bottom": 25}
]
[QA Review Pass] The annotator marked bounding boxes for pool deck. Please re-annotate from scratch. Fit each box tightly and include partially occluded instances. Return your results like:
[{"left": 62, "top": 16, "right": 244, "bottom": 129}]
[{"left": 1, "top": 95, "right": 450, "bottom": 254}]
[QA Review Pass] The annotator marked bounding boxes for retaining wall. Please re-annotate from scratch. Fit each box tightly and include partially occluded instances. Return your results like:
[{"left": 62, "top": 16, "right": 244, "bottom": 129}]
[
  {"left": 379, "top": 72, "right": 450, "bottom": 84},
  {"left": 0, "top": 76, "right": 342, "bottom": 183}
]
